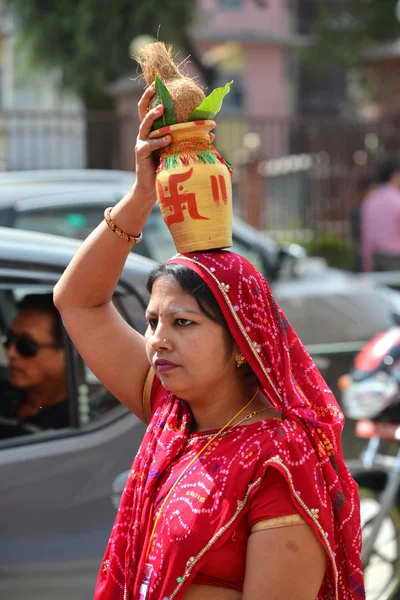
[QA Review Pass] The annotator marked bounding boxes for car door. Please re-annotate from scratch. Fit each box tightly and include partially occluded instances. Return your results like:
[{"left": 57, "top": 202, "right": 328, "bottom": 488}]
[{"left": 0, "top": 264, "right": 146, "bottom": 600}]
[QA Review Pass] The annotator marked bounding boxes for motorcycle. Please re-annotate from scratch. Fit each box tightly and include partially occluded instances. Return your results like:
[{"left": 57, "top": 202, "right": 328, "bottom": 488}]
[{"left": 339, "top": 318, "right": 400, "bottom": 600}]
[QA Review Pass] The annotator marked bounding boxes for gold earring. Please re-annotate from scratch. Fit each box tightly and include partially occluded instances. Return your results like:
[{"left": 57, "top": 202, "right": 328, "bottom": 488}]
[{"left": 235, "top": 352, "right": 246, "bottom": 368}]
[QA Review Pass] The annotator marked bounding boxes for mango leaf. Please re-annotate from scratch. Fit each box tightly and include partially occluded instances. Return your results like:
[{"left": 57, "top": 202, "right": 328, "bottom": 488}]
[
  {"left": 153, "top": 74, "right": 177, "bottom": 130},
  {"left": 188, "top": 81, "right": 234, "bottom": 121}
]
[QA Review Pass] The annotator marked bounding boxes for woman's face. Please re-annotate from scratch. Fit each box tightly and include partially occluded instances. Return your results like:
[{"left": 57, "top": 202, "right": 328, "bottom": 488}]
[{"left": 145, "top": 276, "right": 236, "bottom": 399}]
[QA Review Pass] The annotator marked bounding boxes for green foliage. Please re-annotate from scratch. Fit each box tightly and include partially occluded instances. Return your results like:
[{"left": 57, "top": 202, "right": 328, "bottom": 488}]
[
  {"left": 302, "top": 233, "right": 356, "bottom": 270},
  {"left": 189, "top": 80, "right": 233, "bottom": 121},
  {"left": 153, "top": 75, "right": 177, "bottom": 129},
  {"left": 303, "top": 0, "right": 400, "bottom": 77},
  {"left": 3, "top": 0, "right": 197, "bottom": 109}
]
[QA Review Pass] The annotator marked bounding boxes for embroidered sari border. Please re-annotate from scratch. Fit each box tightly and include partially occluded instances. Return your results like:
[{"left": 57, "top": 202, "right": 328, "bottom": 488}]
[{"left": 251, "top": 514, "right": 305, "bottom": 533}]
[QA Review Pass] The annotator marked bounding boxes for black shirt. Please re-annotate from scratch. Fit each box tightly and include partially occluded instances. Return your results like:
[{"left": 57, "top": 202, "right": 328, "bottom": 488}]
[{"left": 0, "top": 379, "right": 69, "bottom": 439}]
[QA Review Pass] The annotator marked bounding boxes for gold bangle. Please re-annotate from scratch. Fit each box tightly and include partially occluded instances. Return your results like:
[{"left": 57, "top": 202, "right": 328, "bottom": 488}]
[{"left": 104, "top": 207, "right": 143, "bottom": 244}]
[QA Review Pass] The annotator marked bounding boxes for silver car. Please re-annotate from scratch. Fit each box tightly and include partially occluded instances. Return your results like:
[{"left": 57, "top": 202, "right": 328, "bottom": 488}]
[{"left": 0, "top": 227, "right": 153, "bottom": 600}]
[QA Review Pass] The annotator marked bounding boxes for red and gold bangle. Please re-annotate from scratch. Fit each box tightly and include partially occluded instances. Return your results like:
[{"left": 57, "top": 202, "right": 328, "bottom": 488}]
[{"left": 104, "top": 207, "right": 143, "bottom": 244}]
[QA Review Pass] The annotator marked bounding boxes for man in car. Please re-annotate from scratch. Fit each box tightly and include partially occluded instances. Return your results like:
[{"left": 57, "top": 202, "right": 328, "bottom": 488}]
[{"left": 0, "top": 294, "right": 69, "bottom": 438}]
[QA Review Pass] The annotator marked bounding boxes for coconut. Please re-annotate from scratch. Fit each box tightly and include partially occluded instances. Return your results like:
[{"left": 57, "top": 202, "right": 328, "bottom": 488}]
[{"left": 136, "top": 42, "right": 205, "bottom": 123}]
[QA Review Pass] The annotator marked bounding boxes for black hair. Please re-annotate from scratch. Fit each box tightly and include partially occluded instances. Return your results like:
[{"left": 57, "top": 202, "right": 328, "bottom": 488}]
[
  {"left": 146, "top": 263, "right": 234, "bottom": 354},
  {"left": 377, "top": 160, "right": 400, "bottom": 184},
  {"left": 17, "top": 293, "right": 63, "bottom": 347}
]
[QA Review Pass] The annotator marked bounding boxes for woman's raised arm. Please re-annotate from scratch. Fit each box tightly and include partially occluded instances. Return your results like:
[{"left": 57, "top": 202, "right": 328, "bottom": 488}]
[{"left": 54, "top": 85, "right": 171, "bottom": 420}]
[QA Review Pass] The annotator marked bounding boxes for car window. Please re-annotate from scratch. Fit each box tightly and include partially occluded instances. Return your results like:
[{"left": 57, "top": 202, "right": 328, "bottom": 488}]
[
  {"left": 13, "top": 206, "right": 265, "bottom": 269},
  {"left": 15, "top": 208, "right": 101, "bottom": 240},
  {"left": 0, "top": 285, "right": 73, "bottom": 443},
  {"left": 143, "top": 211, "right": 177, "bottom": 262},
  {"left": 0, "top": 279, "right": 145, "bottom": 446},
  {"left": 14, "top": 206, "right": 178, "bottom": 262}
]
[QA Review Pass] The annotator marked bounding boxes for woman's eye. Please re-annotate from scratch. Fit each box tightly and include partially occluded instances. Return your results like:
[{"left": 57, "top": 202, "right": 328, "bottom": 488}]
[
  {"left": 175, "top": 318, "right": 193, "bottom": 327},
  {"left": 147, "top": 318, "right": 158, "bottom": 328}
]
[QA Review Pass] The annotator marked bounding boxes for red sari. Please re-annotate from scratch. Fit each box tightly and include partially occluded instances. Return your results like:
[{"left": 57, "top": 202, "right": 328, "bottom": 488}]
[{"left": 94, "top": 250, "right": 364, "bottom": 600}]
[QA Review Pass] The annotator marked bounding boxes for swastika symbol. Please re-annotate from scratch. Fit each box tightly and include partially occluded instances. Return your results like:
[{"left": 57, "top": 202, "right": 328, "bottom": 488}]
[{"left": 157, "top": 168, "right": 209, "bottom": 226}]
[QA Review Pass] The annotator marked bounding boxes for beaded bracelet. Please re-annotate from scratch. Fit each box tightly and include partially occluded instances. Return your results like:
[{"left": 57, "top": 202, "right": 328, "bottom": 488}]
[{"left": 104, "top": 207, "right": 143, "bottom": 244}]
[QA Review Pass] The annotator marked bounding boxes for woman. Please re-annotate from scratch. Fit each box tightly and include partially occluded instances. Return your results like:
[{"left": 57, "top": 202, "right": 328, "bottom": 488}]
[{"left": 54, "top": 85, "right": 364, "bottom": 600}]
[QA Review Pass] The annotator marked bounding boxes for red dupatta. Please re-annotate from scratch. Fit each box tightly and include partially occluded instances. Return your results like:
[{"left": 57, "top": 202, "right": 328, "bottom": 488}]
[{"left": 94, "top": 250, "right": 364, "bottom": 600}]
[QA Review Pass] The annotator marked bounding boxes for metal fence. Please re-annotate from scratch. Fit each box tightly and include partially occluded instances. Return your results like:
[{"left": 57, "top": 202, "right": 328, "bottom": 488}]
[{"left": 1, "top": 108, "right": 399, "bottom": 251}]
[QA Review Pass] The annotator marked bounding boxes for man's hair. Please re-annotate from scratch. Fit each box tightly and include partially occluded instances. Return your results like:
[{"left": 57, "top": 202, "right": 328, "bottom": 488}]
[
  {"left": 377, "top": 160, "right": 400, "bottom": 184},
  {"left": 17, "top": 294, "right": 63, "bottom": 347}
]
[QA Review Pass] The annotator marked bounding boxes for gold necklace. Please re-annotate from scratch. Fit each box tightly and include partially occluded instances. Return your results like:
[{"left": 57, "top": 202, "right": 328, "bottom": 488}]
[
  {"left": 232, "top": 406, "right": 277, "bottom": 428},
  {"left": 138, "top": 388, "right": 260, "bottom": 600}
]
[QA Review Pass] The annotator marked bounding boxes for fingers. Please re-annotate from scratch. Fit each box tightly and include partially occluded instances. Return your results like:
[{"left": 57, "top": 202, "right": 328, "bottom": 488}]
[
  {"left": 135, "top": 133, "right": 171, "bottom": 164},
  {"left": 138, "top": 103, "right": 167, "bottom": 141},
  {"left": 138, "top": 83, "right": 156, "bottom": 122},
  {"left": 137, "top": 135, "right": 171, "bottom": 154}
]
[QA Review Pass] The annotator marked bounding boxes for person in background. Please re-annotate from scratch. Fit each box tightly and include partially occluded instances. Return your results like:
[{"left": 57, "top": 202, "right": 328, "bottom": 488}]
[
  {"left": 0, "top": 294, "right": 69, "bottom": 438},
  {"left": 350, "top": 175, "right": 377, "bottom": 272},
  {"left": 361, "top": 160, "right": 400, "bottom": 272}
]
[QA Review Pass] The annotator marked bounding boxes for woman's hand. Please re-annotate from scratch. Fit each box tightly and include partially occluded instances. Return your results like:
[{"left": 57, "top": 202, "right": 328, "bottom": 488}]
[
  {"left": 134, "top": 83, "right": 216, "bottom": 199},
  {"left": 135, "top": 84, "right": 171, "bottom": 199}
]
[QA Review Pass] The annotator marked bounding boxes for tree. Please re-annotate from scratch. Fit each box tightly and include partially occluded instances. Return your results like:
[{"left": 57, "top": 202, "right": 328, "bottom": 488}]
[
  {"left": 303, "top": 0, "right": 400, "bottom": 77},
  {"left": 4, "top": 0, "right": 216, "bottom": 109}
]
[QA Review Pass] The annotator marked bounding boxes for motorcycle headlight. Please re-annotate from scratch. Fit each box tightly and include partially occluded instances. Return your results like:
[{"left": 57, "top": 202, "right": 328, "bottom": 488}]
[{"left": 341, "top": 372, "right": 399, "bottom": 419}]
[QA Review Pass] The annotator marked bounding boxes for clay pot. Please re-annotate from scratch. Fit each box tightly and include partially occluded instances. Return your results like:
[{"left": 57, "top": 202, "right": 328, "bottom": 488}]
[{"left": 149, "top": 120, "right": 232, "bottom": 253}]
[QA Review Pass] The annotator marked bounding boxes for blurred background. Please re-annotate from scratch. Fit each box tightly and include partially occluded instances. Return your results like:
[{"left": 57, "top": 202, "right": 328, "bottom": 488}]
[
  {"left": 3, "top": 3, "right": 400, "bottom": 598},
  {"left": 2, "top": 0, "right": 400, "bottom": 267}
]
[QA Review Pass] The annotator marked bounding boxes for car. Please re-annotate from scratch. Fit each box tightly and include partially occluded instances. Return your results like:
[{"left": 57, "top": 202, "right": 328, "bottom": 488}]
[
  {"left": 0, "top": 226, "right": 400, "bottom": 598},
  {"left": 0, "top": 226, "right": 154, "bottom": 600},
  {"left": 0, "top": 169, "right": 283, "bottom": 280}
]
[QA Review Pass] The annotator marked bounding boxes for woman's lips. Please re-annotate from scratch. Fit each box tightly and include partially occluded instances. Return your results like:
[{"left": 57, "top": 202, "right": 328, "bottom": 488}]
[{"left": 155, "top": 359, "right": 178, "bottom": 373}]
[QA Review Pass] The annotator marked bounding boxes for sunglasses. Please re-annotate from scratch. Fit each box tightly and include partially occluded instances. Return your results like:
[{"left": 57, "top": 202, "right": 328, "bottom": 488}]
[{"left": 1, "top": 330, "right": 60, "bottom": 358}]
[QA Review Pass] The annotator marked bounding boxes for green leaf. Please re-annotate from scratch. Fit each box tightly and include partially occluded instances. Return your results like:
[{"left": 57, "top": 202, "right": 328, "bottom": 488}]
[
  {"left": 188, "top": 80, "right": 233, "bottom": 121},
  {"left": 153, "top": 74, "right": 177, "bottom": 130}
]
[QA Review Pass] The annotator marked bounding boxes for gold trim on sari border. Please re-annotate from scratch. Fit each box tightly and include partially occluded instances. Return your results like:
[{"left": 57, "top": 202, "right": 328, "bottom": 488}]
[
  {"left": 251, "top": 514, "right": 305, "bottom": 533},
  {"left": 170, "top": 256, "right": 282, "bottom": 406},
  {"left": 166, "top": 458, "right": 338, "bottom": 599},
  {"left": 142, "top": 367, "right": 155, "bottom": 424}
]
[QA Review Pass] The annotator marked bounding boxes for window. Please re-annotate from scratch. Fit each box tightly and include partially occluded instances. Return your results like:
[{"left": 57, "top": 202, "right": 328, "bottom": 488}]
[
  {"left": 15, "top": 207, "right": 103, "bottom": 240},
  {"left": 0, "top": 275, "right": 146, "bottom": 445},
  {"left": 13, "top": 205, "right": 178, "bottom": 264},
  {"left": 218, "top": 0, "right": 243, "bottom": 8},
  {"left": 0, "top": 284, "right": 72, "bottom": 442}
]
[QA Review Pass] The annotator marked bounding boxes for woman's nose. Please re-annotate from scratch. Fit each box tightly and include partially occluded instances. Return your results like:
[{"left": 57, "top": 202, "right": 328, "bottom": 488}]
[{"left": 151, "top": 328, "right": 173, "bottom": 352}]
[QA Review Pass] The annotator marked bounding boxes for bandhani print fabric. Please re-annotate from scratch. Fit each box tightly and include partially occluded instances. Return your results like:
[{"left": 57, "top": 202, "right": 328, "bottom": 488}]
[{"left": 94, "top": 250, "right": 364, "bottom": 600}]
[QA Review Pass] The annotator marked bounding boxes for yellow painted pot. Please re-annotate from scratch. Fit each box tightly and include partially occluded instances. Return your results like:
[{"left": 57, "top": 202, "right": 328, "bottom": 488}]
[{"left": 149, "top": 120, "right": 232, "bottom": 253}]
